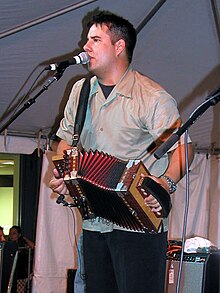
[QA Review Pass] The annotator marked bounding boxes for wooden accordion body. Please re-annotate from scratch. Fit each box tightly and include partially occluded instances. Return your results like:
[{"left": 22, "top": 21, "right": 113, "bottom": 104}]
[{"left": 52, "top": 148, "right": 171, "bottom": 233}]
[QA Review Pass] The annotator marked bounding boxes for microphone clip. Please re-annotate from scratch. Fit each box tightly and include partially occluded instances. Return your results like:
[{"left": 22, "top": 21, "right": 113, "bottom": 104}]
[{"left": 56, "top": 194, "right": 79, "bottom": 207}]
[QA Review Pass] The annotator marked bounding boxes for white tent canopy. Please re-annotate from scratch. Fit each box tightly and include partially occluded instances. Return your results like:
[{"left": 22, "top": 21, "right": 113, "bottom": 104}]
[{"left": 0, "top": 0, "right": 219, "bottom": 153}]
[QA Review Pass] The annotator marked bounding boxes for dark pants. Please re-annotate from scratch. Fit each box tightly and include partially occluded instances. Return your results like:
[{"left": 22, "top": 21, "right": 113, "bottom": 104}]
[{"left": 83, "top": 229, "right": 168, "bottom": 293}]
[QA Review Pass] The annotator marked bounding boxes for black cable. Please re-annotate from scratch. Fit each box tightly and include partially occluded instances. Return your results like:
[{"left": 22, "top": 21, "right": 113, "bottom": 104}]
[{"left": 57, "top": 196, "right": 87, "bottom": 283}]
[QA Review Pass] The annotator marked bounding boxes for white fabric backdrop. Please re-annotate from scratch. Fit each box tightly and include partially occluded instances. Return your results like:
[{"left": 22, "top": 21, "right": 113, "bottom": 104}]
[
  {"left": 32, "top": 152, "right": 220, "bottom": 292},
  {"left": 169, "top": 153, "right": 220, "bottom": 247},
  {"left": 32, "top": 151, "right": 82, "bottom": 293},
  {"left": 0, "top": 135, "right": 43, "bottom": 154}
]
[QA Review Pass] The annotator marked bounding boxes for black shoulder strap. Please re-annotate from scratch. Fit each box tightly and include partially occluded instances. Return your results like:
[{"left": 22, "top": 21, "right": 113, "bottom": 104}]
[{"left": 72, "top": 77, "right": 91, "bottom": 147}]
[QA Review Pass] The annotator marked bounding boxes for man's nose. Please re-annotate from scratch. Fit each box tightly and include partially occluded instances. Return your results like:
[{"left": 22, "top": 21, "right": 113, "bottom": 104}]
[{"left": 83, "top": 40, "right": 91, "bottom": 52}]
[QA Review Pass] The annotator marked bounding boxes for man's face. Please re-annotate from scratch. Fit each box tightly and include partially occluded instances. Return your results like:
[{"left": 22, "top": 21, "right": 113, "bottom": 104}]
[{"left": 83, "top": 24, "right": 117, "bottom": 77}]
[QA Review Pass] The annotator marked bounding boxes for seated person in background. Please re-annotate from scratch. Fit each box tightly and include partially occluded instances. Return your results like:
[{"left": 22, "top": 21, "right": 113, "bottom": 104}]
[
  {"left": 0, "top": 226, "right": 6, "bottom": 242},
  {"left": 9, "top": 225, "right": 35, "bottom": 282},
  {"left": 9, "top": 225, "right": 34, "bottom": 249}
]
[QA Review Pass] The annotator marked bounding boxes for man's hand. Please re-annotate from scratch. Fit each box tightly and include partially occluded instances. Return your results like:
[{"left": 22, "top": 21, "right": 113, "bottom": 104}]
[
  {"left": 143, "top": 175, "right": 170, "bottom": 214},
  {"left": 143, "top": 143, "right": 194, "bottom": 215},
  {"left": 49, "top": 169, "right": 68, "bottom": 195}
]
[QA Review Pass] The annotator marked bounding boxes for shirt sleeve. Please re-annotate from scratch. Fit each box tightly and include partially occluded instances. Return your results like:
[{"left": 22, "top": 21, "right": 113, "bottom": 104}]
[{"left": 145, "top": 90, "right": 191, "bottom": 151}]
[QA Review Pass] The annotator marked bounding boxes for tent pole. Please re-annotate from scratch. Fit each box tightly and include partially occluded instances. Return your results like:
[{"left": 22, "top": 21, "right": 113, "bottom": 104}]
[
  {"left": 0, "top": 0, "right": 97, "bottom": 39},
  {"left": 135, "top": 0, "right": 167, "bottom": 34}
]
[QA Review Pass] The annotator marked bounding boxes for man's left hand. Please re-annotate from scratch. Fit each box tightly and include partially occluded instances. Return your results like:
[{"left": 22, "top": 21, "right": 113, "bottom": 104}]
[{"left": 143, "top": 175, "right": 170, "bottom": 214}]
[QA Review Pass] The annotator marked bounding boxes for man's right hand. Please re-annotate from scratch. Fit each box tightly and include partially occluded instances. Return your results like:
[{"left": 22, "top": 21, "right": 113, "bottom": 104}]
[{"left": 49, "top": 168, "right": 68, "bottom": 195}]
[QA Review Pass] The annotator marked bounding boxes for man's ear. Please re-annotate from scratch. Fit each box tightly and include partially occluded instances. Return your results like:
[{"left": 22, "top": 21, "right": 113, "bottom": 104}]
[{"left": 115, "top": 39, "right": 126, "bottom": 56}]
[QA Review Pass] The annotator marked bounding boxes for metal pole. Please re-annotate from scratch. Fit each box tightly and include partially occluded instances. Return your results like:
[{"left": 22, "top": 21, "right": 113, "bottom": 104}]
[
  {"left": 135, "top": 0, "right": 167, "bottom": 34},
  {"left": 0, "top": 0, "right": 98, "bottom": 39},
  {"left": 7, "top": 251, "right": 18, "bottom": 293}
]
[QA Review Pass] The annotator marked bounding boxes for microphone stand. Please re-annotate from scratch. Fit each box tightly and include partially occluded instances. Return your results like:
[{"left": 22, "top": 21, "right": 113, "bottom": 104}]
[
  {"left": 154, "top": 88, "right": 220, "bottom": 159},
  {"left": 0, "top": 69, "right": 65, "bottom": 134},
  {"left": 154, "top": 86, "right": 219, "bottom": 293}
]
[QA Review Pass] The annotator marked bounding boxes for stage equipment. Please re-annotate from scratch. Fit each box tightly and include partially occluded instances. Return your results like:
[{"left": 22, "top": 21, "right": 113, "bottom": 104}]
[{"left": 165, "top": 251, "right": 220, "bottom": 293}]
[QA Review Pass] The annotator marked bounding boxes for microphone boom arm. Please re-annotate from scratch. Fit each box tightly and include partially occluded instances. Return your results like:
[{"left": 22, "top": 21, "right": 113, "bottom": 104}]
[
  {"left": 154, "top": 89, "right": 220, "bottom": 159},
  {"left": 0, "top": 69, "right": 65, "bottom": 134}
]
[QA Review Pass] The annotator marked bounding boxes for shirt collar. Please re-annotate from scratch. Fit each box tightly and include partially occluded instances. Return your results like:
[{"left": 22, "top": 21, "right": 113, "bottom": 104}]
[{"left": 90, "top": 66, "right": 135, "bottom": 99}]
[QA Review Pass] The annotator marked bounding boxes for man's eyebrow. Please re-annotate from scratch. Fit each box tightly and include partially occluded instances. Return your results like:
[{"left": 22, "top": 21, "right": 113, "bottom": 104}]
[{"left": 88, "top": 35, "right": 102, "bottom": 40}]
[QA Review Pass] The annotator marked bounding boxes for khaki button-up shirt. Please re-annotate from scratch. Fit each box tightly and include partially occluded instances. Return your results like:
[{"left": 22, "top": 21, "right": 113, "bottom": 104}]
[{"left": 57, "top": 67, "right": 184, "bottom": 233}]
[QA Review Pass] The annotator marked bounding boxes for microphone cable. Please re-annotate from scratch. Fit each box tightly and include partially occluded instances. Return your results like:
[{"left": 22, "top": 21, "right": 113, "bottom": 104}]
[{"left": 57, "top": 195, "right": 87, "bottom": 282}]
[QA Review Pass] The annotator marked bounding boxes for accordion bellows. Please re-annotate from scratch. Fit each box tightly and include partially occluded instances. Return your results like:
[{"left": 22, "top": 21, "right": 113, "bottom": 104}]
[{"left": 52, "top": 148, "right": 171, "bottom": 233}]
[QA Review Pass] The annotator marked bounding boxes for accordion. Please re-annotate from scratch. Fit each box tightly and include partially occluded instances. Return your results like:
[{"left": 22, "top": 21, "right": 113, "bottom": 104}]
[{"left": 52, "top": 148, "right": 171, "bottom": 233}]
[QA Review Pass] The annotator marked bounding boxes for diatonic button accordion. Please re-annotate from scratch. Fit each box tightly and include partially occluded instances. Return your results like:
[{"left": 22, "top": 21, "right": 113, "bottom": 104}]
[{"left": 52, "top": 148, "right": 171, "bottom": 233}]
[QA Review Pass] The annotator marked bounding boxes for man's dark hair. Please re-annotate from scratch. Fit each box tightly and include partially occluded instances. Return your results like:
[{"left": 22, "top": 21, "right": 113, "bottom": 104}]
[{"left": 87, "top": 11, "right": 137, "bottom": 63}]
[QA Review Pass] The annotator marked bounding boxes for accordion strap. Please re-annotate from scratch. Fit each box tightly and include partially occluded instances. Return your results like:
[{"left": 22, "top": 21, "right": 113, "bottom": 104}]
[
  {"left": 140, "top": 177, "right": 171, "bottom": 217},
  {"left": 72, "top": 77, "right": 91, "bottom": 147}
]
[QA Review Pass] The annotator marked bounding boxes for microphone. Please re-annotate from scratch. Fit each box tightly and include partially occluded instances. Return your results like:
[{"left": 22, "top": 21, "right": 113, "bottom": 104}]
[
  {"left": 207, "top": 84, "right": 220, "bottom": 99},
  {"left": 56, "top": 194, "right": 68, "bottom": 206},
  {"left": 206, "top": 84, "right": 220, "bottom": 105},
  {"left": 45, "top": 52, "right": 90, "bottom": 70},
  {"left": 154, "top": 84, "right": 220, "bottom": 159},
  {"left": 56, "top": 194, "right": 81, "bottom": 207}
]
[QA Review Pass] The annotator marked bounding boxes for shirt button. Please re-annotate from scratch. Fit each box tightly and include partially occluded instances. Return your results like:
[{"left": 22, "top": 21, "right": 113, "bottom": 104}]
[{"left": 100, "top": 128, "right": 103, "bottom": 131}]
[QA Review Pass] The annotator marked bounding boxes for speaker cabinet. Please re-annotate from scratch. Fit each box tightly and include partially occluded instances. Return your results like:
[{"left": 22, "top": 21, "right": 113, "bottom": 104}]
[{"left": 165, "top": 252, "right": 220, "bottom": 293}]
